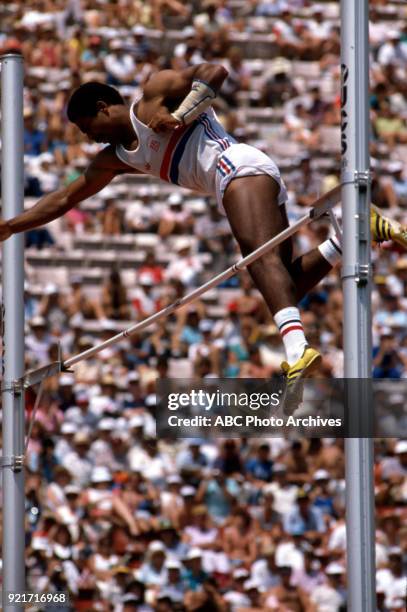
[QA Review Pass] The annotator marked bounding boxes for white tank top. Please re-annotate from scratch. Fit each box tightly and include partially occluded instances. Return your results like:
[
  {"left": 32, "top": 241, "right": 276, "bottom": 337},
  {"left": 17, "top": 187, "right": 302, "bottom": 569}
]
[{"left": 115, "top": 97, "right": 236, "bottom": 195}]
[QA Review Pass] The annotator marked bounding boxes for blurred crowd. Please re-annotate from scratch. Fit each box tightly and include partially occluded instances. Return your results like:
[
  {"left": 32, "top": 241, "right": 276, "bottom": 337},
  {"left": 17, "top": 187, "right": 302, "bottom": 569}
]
[{"left": 0, "top": 0, "right": 407, "bottom": 610}]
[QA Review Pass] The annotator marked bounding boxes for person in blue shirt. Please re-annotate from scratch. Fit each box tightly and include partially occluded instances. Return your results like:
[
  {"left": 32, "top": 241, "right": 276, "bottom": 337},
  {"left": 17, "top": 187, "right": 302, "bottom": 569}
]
[
  {"left": 283, "top": 489, "right": 326, "bottom": 535},
  {"left": 245, "top": 442, "right": 273, "bottom": 482},
  {"left": 213, "top": 439, "right": 243, "bottom": 475},
  {"left": 176, "top": 439, "right": 208, "bottom": 487},
  {"left": 180, "top": 310, "right": 203, "bottom": 347},
  {"left": 373, "top": 333, "right": 404, "bottom": 379},
  {"left": 311, "top": 470, "right": 337, "bottom": 519},
  {"left": 196, "top": 470, "right": 240, "bottom": 522},
  {"left": 24, "top": 111, "right": 46, "bottom": 157},
  {"left": 182, "top": 549, "right": 208, "bottom": 591}
]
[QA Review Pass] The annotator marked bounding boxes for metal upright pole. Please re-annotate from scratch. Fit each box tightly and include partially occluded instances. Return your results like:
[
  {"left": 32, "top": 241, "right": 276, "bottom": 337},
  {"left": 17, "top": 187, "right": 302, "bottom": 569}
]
[
  {"left": 340, "top": 1, "right": 376, "bottom": 611},
  {"left": 1, "top": 53, "right": 26, "bottom": 610}
]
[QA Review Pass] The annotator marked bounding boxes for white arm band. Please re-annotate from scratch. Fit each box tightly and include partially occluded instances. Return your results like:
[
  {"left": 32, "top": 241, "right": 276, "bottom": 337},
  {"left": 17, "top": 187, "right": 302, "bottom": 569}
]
[{"left": 171, "top": 79, "right": 216, "bottom": 125}]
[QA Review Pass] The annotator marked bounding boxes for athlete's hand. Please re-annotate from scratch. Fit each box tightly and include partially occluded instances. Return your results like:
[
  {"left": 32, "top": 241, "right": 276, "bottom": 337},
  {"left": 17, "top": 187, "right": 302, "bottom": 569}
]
[
  {"left": 0, "top": 219, "right": 12, "bottom": 242},
  {"left": 148, "top": 108, "right": 182, "bottom": 133}
]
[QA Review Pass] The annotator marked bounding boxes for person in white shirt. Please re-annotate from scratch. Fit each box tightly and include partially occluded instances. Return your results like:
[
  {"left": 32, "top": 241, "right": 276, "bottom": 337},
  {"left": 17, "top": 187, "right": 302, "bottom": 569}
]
[
  {"left": 263, "top": 463, "right": 298, "bottom": 515},
  {"left": 61, "top": 431, "right": 93, "bottom": 487},
  {"left": 128, "top": 437, "right": 173, "bottom": 485},
  {"left": 136, "top": 541, "right": 168, "bottom": 587},
  {"left": 166, "top": 238, "right": 203, "bottom": 287},
  {"left": 250, "top": 545, "right": 281, "bottom": 590},
  {"left": 379, "top": 440, "right": 407, "bottom": 481},
  {"left": 89, "top": 418, "right": 116, "bottom": 466},
  {"left": 54, "top": 422, "right": 77, "bottom": 462},
  {"left": 377, "top": 32, "right": 405, "bottom": 67},
  {"left": 172, "top": 27, "right": 204, "bottom": 71},
  {"left": 104, "top": 40, "right": 137, "bottom": 86},
  {"left": 306, "top": 5, "right": 333, "bottom": 41},
  {"left": 26, "top": 316, "right": 55, "bottom": 364},
  {"left": 158, "top": 193, "right": 193, "bottom": 238},
  {"left": 130, "top": 272, "right": 159, "bottom": 320},
  {"left": 44, "top": 466, "right": 72, "bottom": 512},
  {"left": 35, "top": 153, "right": 59, "bottom": 193},
  {"left": 376, "top": 548, "right": 407, "bottom": 610},
  {"left": 223, "top": 568, "right": 251, "bottom": 611},
  {"left": 310, "top": 562, "right": 346, "bottom": 612}
]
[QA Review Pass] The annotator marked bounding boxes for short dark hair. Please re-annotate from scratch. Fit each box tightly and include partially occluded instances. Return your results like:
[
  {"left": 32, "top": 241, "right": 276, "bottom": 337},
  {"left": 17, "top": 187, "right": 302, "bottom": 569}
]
[{"left": 66, "top": 82, "right": 124, "bottom": 122}]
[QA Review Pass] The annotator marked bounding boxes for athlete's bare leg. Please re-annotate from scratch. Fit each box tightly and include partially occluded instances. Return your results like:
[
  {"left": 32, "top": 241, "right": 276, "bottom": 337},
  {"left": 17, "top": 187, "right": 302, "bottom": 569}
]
[
  {"left": 289, "top": 248, "right": 333, "bottom": 302},
  {"left": 222, "top": 175, "right": 333, "bottom": 312}
]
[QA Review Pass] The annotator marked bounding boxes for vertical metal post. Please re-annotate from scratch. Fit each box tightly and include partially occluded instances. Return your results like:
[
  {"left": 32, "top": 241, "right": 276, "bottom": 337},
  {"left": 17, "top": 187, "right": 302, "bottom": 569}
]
[
  {"left": 340, "top": 1, "right": 376, "bottom": 611},
  {"left": 1, "top": 53, "right": 26, "bottom": 610}
]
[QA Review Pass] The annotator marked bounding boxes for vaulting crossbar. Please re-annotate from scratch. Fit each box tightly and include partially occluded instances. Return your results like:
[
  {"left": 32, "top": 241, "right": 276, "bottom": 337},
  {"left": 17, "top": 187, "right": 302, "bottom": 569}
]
[{"left": 18, "top": 185, "right": 341, "bottom": 389}]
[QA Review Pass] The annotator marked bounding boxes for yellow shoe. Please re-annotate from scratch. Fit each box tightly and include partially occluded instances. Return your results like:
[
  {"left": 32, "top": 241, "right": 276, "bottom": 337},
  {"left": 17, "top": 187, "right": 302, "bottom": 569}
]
[
  {"left": 371, "top": 207, "right": 407, "bottom": 249},
  {"left": 281, "top": 346, "right": 322, "bottom": 415}
]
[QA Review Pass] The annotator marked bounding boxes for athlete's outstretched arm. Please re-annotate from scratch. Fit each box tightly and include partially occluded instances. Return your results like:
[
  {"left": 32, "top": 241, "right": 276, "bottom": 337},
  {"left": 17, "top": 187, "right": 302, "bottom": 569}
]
[{"left": 0, "top": 146, "right": 136, "bottom": 240}]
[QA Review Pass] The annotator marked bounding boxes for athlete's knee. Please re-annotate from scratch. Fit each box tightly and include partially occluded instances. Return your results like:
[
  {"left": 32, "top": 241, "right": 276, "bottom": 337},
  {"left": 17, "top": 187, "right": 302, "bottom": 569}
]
[
  {"left": 236, "top": 233, "right": 288, "bottom": 266},
  {"left": 236, "top": 234, "right": 266, "bottom": 257},
  {"left": 248, "top": 249, "right": 287, "bottom": 273}
]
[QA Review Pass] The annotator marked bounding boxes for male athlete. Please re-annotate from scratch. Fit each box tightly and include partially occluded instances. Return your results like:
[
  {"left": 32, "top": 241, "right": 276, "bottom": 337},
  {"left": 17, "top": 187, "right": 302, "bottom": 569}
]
[{"left": 0, "top": 63, "right": 405, "bottom": 400}]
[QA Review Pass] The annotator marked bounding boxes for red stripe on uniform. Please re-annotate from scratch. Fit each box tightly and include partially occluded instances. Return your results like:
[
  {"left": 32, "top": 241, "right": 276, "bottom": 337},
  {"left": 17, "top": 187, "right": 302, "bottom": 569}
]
[
  {"left": 281, "top": 325, "right": 304, "bottom": 337},
  {"left": 219, "top": 159, "right": 231, "bottom": 174},
  {"left": 160, "top": 125, "right": 189, "bottom": 181}
]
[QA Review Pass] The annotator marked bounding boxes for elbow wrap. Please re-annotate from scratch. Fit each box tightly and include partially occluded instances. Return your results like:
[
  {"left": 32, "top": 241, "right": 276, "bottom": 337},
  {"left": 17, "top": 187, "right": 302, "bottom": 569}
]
[{"left": 171, "top": 80, "right": 216, "bottom": 125}]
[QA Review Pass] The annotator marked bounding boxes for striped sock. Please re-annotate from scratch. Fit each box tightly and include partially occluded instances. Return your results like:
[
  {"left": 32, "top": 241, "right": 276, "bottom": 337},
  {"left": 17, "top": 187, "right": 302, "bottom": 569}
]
[
  {"left": 318, "top": 235, "right": 342, "bottom": 267},
  {"left": 274, "top": 306, "right": 308, "bottom": 365}
]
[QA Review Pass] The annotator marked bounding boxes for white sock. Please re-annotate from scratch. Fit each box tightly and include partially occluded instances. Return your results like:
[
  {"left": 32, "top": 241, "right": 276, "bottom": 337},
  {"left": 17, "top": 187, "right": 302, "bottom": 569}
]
[
  {"left": 318, "top": 235, "right": 342, "bottom": 267},
  {"left": 274, "top": 306, "right": 308, "bottom": 365}
]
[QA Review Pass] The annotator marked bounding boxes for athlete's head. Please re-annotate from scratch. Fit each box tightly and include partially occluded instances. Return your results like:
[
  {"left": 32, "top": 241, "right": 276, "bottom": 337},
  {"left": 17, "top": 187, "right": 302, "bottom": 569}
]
[{"left": 67, "top": 82, "right": 125, "bottom": 144}]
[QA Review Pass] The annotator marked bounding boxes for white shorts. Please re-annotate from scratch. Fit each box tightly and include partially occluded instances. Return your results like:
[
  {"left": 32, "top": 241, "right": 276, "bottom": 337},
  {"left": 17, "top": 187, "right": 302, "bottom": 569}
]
[{"left": 215, "top": 142, "right": 288, "bottom": 213}]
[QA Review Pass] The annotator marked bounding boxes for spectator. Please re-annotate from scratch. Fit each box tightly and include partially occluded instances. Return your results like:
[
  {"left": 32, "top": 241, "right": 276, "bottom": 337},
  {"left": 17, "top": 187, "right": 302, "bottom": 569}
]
[
  {"left": 219, "top": 46, "right": 251, "bottom": 108},
  {"left": 222, "top": 508, "right": 258, "bottom": 566},
  {"left": 158, "top": 193, "right": 193, "bottom": 238},
  {"left": 283, "top": 489, "right": 326, "bottom": 536},
  {"left": 101, "top": 267, "right": 130, "bottom": 320},
  {"left": 310, "top": 562, "right": 347, "bottom": 611},
  {"left": 195, "top": 199, "right": 231, "bottom": 257},
  {"left": 61, "top": 431, "right": 93, "bottom": 487},
  {"left": 373, "top": 331, "right": 404, "bottom": 379},
  {"left": 138, "top": 251, "right": 165, "bottom": 284},
  {"left": 245, "top": 442, "right": 274, "bottom": 483},
  {"left": 196, "top": 469, "right": 240, "bottom": 523},
  {"left": 182, "top": 548, "right": 208, "bottom": 591},
  {"left": 166, "top": 238, "right": 203, "bottom": 287},
  {"left": 104, "top": 40, "right": 137, "bottom": 86},
  {"left": 376, "top": 547, "right": 407, "bottom": 610},
  {"left": 250, "top": 489, "right": 282, "bottom": 532},
  {"left": 26, "top": 316, "right": 55, "bottom": 364},
  {"left": 136, "top": 542, "right": 168, "bottom": 590},
  {"left": 131, "top": 272, "right": 160, "bottom": 320},
  {"left": 264, "top": 564, "right": 312, "bottom": 610},
  {"left": 38, "top": 284, "right": 69, "bottom": 333},
  {"left": 25, "top": 226, "right": 55, "bottom": 250},
  {"left": 66, "top": 274, "right": 104, "bottom": 320},
  {"left": 172, "top": 27, "right": 204, "bottom": 71},
  {"left": 24, "top": 108, "right": 46, "bottom": 156},
  {"left": 291, "top": 544, "right": 326, "bottom": 593},
  {"left": 176, "top": 439, "right": 208, "bottom": 482}
]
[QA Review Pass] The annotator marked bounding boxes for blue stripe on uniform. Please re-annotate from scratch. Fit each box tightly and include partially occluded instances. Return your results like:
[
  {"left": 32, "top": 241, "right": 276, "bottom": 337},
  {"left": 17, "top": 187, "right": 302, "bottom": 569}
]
[
  {"left": 220, "top": 155, "right": 236, "bottom": 172},
  {"left": 199, "top": 115, "right": 230, "bottom": 151},
  {"left": 169, "top": 122, "right": 198, "bottom": 184},
  {"left": 216, "top": 163, "right": 227, "bottom": 177}
]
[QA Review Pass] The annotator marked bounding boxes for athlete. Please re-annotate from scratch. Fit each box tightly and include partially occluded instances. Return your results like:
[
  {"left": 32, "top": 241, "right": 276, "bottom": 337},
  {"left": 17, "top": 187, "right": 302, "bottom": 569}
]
[{"left": 0, "top": 63, "right": 405, "bottom": 403}]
